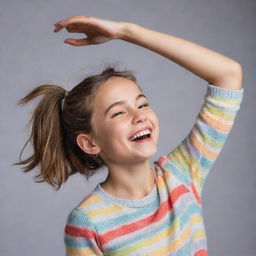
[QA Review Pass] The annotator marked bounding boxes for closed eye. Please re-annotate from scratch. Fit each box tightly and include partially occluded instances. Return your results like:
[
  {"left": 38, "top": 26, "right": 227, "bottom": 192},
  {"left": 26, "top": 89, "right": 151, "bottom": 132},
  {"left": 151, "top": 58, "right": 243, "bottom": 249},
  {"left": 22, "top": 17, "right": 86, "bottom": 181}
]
[
  {"left": 112, "top": 111, "right": 125, "bottom": 118},
  {"left": 139, "top": 103, "right": 149, "bottom": 109}
]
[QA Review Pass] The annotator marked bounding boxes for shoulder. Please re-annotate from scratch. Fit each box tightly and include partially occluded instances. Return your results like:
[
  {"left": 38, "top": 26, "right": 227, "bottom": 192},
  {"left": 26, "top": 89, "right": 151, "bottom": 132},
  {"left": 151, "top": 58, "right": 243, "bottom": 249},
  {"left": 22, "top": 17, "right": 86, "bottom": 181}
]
[
  {"left": 66, "top": 206, "right": 89, "bottom": 225},
  {"left": 78, "top": 190, "right": 103, "bottom": 211},
  {"left": 66, "top": 187, "right": 102, "bottom": 224},
  {"left": 67, "top": 185, "right": 111, "bottom": 222}
]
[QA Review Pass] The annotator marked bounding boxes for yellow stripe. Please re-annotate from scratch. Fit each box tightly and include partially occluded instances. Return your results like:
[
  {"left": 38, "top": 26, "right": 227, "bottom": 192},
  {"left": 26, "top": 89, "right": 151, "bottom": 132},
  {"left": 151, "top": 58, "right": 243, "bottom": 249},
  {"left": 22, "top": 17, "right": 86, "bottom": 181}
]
[
  {"left": 163, "top": 169, "right": 171, "bottom": 180},
  {"left": 79, "top": 194, "right": 101, "bottom": 209},
  {"left": 156, "top": 175, "right": 166, "bottom": 190},
  {"left": 146, "top": 221, "right": 190, "bottom": 256},
  {"left": 191, "top": 214, "right": 203, "bottom": 225},
  {"left": 192, "top": 229, "right": 206, "bottom": 240},
  {"left": 210, "top": 95, "right": 241, "bottom": 106},
  {"left": 168, "top": 147, "right": 190, "bottom": 172},
  {"left": 66, "top": 246, "right": 103, "bottom": 256},
  {"left": 145, "top": 218, "right": 181, "bottom": 248},
  {"left": 87, "top": 205, "right": 124, "bottom": 218},
  {"left": 205, "top": 104, "right": 235, "bottom": 122}
]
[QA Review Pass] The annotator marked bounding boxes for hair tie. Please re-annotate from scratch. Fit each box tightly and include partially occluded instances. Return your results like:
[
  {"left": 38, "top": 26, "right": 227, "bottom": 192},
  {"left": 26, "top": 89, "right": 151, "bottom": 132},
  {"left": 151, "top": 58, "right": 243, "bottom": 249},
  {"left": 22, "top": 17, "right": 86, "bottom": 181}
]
[{"left": 61, "top": 91, "right": 69, "bottom": 112}]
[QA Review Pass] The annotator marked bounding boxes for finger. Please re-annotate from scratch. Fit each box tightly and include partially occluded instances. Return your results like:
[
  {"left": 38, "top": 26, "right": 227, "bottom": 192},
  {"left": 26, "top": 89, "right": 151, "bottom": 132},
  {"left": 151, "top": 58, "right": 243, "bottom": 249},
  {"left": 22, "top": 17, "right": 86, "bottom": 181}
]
[
  {"left": 54, "top": 15, "right": 84, "bottom": 25},
  {"left": 54, "top": 17, "right": 75, "bottom": 32},
  {"left": 54, "top": 24, "right": 63, "bottom": 33},
  {"left": 54, "top": 17, "right": 71, "bottom": 27},
  {"left": 64, "top": 38, "right": 91, "bottom": 46},
  {"left": 54, "top": 16, "right": 88, "bottom": 31},
  {"left": 54, "top": 23, "right": 79, "bottom": 33}
]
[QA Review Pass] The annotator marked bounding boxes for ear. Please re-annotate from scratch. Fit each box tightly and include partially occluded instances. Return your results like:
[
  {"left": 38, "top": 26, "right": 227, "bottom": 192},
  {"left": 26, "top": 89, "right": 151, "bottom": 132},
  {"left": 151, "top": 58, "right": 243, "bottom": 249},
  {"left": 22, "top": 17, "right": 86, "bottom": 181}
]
[{"left": 76, "top": 133, "right": 100, "bottom": 155}]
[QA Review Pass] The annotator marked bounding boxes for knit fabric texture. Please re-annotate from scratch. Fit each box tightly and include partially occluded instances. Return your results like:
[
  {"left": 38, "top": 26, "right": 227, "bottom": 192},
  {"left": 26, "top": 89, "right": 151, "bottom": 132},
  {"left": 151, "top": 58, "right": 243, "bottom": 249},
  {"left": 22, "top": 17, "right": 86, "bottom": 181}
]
[{"left": 64, "top": 83, "right": 244, "bottom": 256}]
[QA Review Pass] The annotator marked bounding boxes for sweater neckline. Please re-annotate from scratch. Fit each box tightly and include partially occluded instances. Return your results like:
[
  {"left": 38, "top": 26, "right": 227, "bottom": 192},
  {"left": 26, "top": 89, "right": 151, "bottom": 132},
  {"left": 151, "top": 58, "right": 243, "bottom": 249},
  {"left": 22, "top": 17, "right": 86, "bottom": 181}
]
[
  {"left": 94, "top": 169, "right": 159, "bottom": 208},
  {"left": 95, "top": 183, "right": 158, "bottom": 208}
]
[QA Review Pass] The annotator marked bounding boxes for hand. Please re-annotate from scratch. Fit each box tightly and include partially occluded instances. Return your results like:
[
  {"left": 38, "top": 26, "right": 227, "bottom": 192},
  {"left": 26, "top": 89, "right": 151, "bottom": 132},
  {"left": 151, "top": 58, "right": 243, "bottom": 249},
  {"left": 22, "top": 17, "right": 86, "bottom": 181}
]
[{"left": 54, "top": 15, "right": 125, "bottom": 46}]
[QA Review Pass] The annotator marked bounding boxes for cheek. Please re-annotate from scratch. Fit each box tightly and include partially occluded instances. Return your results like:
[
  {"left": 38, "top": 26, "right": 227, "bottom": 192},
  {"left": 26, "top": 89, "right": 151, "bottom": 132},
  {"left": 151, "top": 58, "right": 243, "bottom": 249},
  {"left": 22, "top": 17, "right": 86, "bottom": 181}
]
[
  {"left": 109, "top": 121, "right": 128, "bottom": 138},
  {"left": 98, "top": 121, "right": 127, "bottom": 145}
]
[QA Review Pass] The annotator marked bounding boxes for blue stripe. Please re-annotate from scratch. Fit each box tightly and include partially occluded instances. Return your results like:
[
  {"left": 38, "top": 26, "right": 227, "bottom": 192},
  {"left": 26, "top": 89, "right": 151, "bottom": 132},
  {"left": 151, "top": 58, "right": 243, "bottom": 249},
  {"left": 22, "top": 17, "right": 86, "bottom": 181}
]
[
  {"left": 162, "top": 158, "right": 190, "bottom": 186},
  {"left": 199, "top": 156, "right": 213, "bottom": 170},
  {"left": 196, "top": 118, "right": 228, "bottom": 142},
  {"left": 65, "top": 236, "right": 92, "bottom": 249},
  {"left": 207, "top": 83, "right": 244, "bottom": 100},
  {"left": 67, "top": 207, "right": 89, "bottom": 226},
  {"left": 180, "top": 204, "right": 202, "bottom": 229},
  {"left": 176, "top": 240, "right": 192, "bottom": 256}
]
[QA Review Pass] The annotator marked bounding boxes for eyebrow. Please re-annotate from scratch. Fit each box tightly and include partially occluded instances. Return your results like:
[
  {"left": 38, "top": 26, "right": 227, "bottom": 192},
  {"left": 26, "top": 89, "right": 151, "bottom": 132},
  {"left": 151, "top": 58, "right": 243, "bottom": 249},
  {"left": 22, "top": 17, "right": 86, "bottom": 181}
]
[{"left": 104, "top": 94, "right": 147, "bottom": 116}]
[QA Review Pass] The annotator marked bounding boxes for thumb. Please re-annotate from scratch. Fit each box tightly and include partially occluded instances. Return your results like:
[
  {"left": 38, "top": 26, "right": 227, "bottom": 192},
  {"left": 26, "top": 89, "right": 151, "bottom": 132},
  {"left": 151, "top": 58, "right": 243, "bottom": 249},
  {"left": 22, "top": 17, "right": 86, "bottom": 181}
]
[{"left": 64, "top": 38, "right": 91, "bottom": 46}]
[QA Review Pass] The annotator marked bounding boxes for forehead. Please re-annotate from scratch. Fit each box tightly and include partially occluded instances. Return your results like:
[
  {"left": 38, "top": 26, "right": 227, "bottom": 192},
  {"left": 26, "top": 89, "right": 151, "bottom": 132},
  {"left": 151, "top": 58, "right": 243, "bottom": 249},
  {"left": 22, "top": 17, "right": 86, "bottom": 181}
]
[{"left": 94, "top": 77, "right": 142, "bottom": 104}]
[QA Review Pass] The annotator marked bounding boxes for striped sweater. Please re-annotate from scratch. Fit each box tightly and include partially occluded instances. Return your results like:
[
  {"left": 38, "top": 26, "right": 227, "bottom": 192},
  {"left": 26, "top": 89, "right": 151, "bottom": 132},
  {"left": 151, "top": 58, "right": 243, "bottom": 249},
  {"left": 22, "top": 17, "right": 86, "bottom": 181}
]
[{"left": 64, "top": 83, "right": 244, "bottom": 256}]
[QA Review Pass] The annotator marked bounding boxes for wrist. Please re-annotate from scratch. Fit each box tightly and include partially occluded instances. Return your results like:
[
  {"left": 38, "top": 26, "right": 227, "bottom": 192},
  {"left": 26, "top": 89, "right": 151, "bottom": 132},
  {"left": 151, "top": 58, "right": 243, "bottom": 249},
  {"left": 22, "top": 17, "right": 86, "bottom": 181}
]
[{"left": 117, "top": 22, "right": 138, "bottom": 41}]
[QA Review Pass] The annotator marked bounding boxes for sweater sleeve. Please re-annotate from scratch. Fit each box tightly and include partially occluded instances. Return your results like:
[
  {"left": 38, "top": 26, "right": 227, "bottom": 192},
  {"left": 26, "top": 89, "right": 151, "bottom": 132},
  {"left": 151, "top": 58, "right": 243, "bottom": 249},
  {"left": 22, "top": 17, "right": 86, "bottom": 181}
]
[
  {"left": 167, "top": 83, "right": 244, "bottom": 196},
  {"left": 64, "top": 207, "right": 103, "bottom": 256}
]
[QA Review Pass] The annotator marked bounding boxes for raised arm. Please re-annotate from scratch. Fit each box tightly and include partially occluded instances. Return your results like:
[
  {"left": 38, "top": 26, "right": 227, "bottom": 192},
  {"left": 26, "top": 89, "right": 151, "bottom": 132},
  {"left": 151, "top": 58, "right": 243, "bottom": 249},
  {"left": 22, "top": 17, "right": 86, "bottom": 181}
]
[{"left": 54, "top": 16, "right": 242, "bottom": 90}]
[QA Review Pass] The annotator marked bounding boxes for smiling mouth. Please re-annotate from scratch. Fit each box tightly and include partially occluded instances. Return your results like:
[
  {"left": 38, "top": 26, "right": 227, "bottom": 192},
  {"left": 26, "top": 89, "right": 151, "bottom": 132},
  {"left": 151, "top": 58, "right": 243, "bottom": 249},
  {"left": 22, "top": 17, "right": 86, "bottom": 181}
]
[
  {"left": 131, "top": 129, "right": 152, "bottom": 143},
  {"left": 130, "top": 129, "right": 152, "bottom": 142},
  {"left": 132, "top": 134, "right": 152, "bottom": 143},
  {"left": 133, "top": 134, "right": 151, "bottom": 141}
]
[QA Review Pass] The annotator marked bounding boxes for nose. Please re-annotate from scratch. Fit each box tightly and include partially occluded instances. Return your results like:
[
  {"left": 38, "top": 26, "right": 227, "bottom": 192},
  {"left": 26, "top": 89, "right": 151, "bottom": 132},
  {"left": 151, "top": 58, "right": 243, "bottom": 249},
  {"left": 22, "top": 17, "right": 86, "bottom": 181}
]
[{"left": 132, "top": 109, "right": 147, "bottom": 124}]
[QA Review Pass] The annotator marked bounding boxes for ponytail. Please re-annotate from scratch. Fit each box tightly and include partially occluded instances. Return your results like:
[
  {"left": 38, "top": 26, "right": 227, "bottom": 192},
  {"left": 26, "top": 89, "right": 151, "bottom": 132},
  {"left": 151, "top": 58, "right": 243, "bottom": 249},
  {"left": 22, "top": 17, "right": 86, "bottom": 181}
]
[{"left": 14, "top": 85, "right": 69, "bottom": 190}]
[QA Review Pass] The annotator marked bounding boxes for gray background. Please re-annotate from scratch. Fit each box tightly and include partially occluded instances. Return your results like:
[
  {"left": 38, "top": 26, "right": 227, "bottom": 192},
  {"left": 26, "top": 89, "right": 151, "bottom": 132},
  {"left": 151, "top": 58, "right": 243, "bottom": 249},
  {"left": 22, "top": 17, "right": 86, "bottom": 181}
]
[{"left": 1, "top": 0, "right": 255, "bottom": 255}]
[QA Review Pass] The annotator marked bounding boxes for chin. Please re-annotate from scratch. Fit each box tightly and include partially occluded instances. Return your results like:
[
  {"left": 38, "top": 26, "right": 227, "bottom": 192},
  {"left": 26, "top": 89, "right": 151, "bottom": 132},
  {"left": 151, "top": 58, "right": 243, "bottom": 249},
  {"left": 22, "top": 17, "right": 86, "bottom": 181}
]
[{"left": 138, "top": 147, "right": 157, "bottom": 160}]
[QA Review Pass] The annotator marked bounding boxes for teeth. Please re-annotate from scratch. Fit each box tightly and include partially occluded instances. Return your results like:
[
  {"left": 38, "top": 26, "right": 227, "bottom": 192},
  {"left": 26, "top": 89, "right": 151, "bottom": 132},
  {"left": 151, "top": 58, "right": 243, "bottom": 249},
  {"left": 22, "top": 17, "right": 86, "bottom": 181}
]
[{"left": 131, "top": 129, "right": 151, "bottom": 141}]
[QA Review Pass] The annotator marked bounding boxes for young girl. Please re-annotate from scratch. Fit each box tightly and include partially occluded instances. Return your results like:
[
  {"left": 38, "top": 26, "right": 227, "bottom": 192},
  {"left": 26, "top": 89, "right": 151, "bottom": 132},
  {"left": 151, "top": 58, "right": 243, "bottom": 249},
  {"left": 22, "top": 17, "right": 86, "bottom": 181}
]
[{"left": 17, "top": 15, "right": 244, "bottom": 255}]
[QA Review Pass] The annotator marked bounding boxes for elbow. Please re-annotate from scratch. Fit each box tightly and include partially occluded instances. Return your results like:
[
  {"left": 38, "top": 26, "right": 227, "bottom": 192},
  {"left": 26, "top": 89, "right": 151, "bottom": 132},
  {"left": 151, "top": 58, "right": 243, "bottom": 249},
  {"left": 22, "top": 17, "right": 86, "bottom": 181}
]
[
  {"left": 230, "top": 61, "right": 243, "bottom": 87},
  {"left": 216, "top": 61, "right": 243, "bottom": 90}
]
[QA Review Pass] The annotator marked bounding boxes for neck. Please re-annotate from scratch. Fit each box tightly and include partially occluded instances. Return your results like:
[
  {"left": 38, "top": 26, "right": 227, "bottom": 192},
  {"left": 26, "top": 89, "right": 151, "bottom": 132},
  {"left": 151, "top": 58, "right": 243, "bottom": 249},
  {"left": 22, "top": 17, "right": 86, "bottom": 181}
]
[{"left": 101, "top": 160, "right": 155, "bottom": 200}]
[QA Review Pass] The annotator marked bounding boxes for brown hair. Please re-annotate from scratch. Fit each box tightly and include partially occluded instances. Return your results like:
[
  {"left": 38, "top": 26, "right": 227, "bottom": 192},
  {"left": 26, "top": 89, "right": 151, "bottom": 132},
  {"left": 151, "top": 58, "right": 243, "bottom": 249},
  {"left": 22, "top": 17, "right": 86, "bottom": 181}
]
[{"left": 14, "top": 67, "right": 138, "bottom": 190}]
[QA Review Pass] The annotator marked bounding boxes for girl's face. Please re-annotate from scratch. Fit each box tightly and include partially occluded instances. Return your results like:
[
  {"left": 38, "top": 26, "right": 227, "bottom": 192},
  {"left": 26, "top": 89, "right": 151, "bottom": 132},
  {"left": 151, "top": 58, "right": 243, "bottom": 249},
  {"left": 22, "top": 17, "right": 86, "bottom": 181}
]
[{"left": 90, "top": 76, "right": 159, "bottom": 166}]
